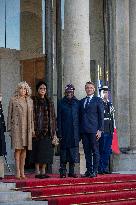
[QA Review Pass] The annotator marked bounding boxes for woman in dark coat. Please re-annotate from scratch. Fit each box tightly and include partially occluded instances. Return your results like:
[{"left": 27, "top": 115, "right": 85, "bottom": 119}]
[
  {"left": 57, "top": 84, "right": 80, "bottom": 178},
  {"left": 32, "top": 81, "right": 56, "bottom": 178},
  {"left": 0, "top": 93, "right": 6, "bottom": 157}
]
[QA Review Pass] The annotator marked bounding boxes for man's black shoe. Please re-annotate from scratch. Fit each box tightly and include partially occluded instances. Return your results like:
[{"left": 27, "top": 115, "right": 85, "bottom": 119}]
[
  {"left": 98, "top": 171, "right": 104, "bottom": 175},
  {"left": 103, "top": 170, "right": 112, "bottom": 174},
  {"left": 81, "top": 171, "right": 91, "bottom": 178},
  {"left": 89, "top": 172, "right": 97, "bottom": 178},
  {"left": 68, "top": 173, "right": 78, "bottom": 178}
]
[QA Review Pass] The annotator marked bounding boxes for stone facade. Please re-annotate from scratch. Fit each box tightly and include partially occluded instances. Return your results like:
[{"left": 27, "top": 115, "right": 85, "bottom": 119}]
[
  {"left": 20, "top": 0, "right": 43, "bottom": 53},
  {"left": 0, "top": 48, "right": 21, "bottom": 174},
  {"left": 1, "top": 0, "right": 136, "bottom": 175},
  {"left": 90, "top": 0, "right": 104, "bottom": 71}
]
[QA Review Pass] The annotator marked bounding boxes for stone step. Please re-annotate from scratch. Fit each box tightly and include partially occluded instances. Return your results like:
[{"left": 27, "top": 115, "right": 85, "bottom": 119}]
[
  {"left": 0, "top": 182, "right": 16, "bottom": 191},
  {"left": 0, "top": 201, "right": 48, "bottom": 205},
  {"left": 0, "top": 191, "right": 31, "bottom": 202},
  {"left": 0, "top": 156, "right": 4, "bottom": 178}
]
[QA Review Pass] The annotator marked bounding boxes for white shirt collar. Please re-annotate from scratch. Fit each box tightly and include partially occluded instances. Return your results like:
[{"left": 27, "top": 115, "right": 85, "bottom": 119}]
[{"left": 86, "top": 94, "right": 94, "bottom": 99}]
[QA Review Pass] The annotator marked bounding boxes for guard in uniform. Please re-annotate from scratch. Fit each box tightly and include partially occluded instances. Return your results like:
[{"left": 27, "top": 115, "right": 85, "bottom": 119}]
[{"left": 98, "top": 86, "right": 114, "bottom": 174}]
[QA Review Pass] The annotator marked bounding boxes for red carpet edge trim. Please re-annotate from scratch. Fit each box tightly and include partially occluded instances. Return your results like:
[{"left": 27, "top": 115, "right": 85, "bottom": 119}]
[{"left": 32, "top": 188, "right": 136, "bottom": 200}]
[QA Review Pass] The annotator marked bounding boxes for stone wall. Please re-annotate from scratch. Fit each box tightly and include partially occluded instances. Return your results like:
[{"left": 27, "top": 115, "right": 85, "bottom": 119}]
[
  {"left": 89, "top": 0, "right": 104, "bottom": 78},
  {"left": 0, "top": 48, "right": 21, "bottom": 174}
]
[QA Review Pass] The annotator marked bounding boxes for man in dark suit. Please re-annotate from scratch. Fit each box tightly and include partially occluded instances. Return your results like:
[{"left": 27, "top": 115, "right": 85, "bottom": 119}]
[{"left": 80, "top": 81, "right": 104, "bottom": 177}]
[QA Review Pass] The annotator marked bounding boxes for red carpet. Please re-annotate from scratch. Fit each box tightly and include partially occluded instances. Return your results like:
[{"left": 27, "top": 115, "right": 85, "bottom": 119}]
[{"left": 2, "top": 173, "right": 136, "bottom": 205}]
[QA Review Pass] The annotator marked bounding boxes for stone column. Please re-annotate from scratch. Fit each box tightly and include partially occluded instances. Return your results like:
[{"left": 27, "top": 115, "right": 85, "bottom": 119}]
[
  {"left": 129, "top": 0, "right": 136, "bottom": 151},
  {"left": 52, "top": 0, "right": 57, "bottom": 110},
  {"left": 45, "top": 0, "right": 53, "bottom": 98},
  {"left": 111, "top": 0, "right": 136, "bottom": 172},
  {"left": 56, "top": 0, "right": 63, "bottom": 101},
  {"left": 89, "top": 0, "right": 104, "bottom": 80},
  {"left": 114, "top": 0, "right": 130, "bottom": 149},
  {"left": 63, "top": 0, "right": 90, "bottom": 174},
  {"left": 63, "top": 0, "right": 90, "bottom": 99}
]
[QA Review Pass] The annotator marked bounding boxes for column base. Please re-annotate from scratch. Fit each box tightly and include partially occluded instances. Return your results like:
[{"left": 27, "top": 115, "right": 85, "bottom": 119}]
[
  {"left": 112, "top": 152, "right": 136, "bottom": 172},
  {"left": 79, "top": 142, "right": 86, "bottom": 174},
  {"left": 0, "top": 156, "right": 4, "bottom": 178},
  {"left": 52, "top": 156, "right": 80, "bottom": 174}
]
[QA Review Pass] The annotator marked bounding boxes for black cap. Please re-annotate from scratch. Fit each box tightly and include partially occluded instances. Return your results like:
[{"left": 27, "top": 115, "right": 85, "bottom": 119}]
[{"left": 65, "top": 84, "right": 75, "bottom": 92}]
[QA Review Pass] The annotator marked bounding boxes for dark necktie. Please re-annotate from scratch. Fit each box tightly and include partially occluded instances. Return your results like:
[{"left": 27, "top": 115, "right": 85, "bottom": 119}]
[{"left": 85, "top": 97, "right": 90, "bottom": 108}]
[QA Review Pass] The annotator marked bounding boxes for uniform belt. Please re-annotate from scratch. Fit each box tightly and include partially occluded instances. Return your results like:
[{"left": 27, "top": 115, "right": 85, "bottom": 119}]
[{"left": 104, "top": 118, "right": 110, "bottom": 120}]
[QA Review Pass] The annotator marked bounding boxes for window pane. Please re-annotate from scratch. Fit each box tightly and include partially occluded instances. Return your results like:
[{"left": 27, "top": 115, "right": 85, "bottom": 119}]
[
  {"left": 0, "top": 0, "right": 45, "bottom": 53},
  {"left": 6, "top": 0, "right": 20, "bottom": 49}
]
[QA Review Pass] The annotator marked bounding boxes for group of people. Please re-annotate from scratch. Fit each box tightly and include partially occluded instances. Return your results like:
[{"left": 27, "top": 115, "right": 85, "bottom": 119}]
[
  {"left": 7, "top": 81, "right": 56, "bottom": 179},
  {"left": 0, "top": 80, "right": 114, "bottom": 179},
  {"left": 58, "top": 81, "right": 114, "bottom": 178}
]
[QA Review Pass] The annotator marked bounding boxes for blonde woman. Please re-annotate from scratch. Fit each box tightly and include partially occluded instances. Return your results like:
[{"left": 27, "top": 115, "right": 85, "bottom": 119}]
[{"left": 7, "top": 81, "right": 34, "bottom": 179}]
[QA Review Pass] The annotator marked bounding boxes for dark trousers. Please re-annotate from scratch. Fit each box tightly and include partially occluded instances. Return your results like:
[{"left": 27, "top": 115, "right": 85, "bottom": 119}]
[
  {"left": 82, "top": 133, "right": 99, "bottom": 173},
  {"left": 99, "top": 133, "right": 112, "bottom": 172},
  {"left": 59, "top": 147, "right": 79, "bottom": 175},
  {"left": 59, "top": 163, "right": 75, "bottom": 175}
]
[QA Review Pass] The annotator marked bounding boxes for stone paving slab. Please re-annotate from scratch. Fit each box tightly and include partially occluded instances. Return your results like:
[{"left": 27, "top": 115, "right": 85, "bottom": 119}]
[
  {"left": 0, "top": 156, "right": 4, "bottom": 178},
  {"left": 0, "top": 182, "right": 16, "bottom": 191},
  {"left": 0, "top": 191, "right": 31, "bottom": 202}
]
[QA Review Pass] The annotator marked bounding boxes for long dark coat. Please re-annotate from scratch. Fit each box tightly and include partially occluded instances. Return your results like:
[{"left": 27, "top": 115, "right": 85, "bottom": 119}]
[
  {"left": 0, "top": 102, "right": 6, "bottom": 156},
  {"left": 57, "top": 96, "right": 80, "bottom": 149},
  {"left": 31, "top": 96, "right": 56, "bottom": 164},
  {"left": 32, "top": 96, "right": 56, "bottom": 138}
]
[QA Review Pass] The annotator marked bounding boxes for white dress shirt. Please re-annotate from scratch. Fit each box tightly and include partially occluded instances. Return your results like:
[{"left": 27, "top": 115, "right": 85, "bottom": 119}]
[{"left": 84, "top": 95, "right": 94, "bottom": 108}]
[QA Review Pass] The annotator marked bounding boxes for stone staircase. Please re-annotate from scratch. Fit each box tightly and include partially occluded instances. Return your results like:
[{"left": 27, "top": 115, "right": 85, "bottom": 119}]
[{"left": 0, "top": 182, "right": 48, "bottom": 205}]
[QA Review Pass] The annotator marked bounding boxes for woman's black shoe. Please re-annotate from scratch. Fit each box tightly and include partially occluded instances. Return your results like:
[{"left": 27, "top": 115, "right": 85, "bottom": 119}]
[
  {"left": 35, "top": 174, "right": 41, "bottom": 178},
  {"left": 60, "top": 174, "right": 66, "bottom": 178},
  {"left": 35, "top": 174, "right": 50, "bottom": 179},
  {"left": 41, "top": 174, "right": 50, "bottom": 178},
  {"left": 68, "top": 173, "right": 78, "bottom": 178}
]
